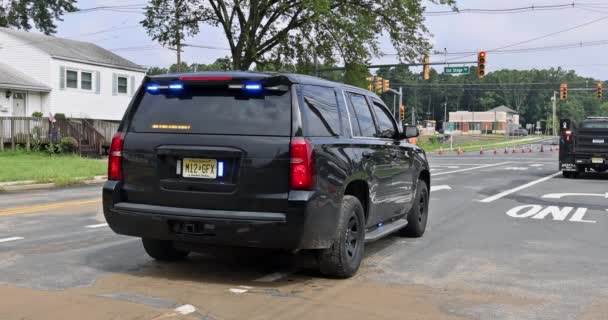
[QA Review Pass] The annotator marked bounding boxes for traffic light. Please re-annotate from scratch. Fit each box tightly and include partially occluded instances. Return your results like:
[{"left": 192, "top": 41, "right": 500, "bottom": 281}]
[
  {"left": 598, "top": 82, "right": 603, "bottom": 99},
  {"left": 477, "top": 51, "right": 487, "bottom": 79},
  {"left": 560, "top": 83, "right": 568, "bottom": 100},
  {"left": 423, "top": 55, "right": 430, "bottom": 80},
  {"left": 383, "top": 79, "right": 390, "bottom": 93},
  {"left": 400, "top": 105, "right": 406, "bottom": 122},
  {"left": 374, "top": 76, "right": 384, "bottom": 94},
  {"left": 366, "top": 77, "right": 373, "bottom": 91}
]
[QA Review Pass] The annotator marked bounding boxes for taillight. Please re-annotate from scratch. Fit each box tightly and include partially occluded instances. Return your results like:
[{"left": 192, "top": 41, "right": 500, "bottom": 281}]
[
  {"left": 565, "top": 130, "right": 572, "bottom": 143},
  {"left": 290, "top": 138, "right": 314, "bottom": 190},
  {"left": 108, "top": 133, "right": 125, "bottom": 181}
]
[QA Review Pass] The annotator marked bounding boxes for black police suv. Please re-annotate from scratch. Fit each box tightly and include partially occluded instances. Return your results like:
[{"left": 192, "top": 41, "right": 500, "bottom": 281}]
[
  {"left": 560, "top": 117, "right": 608, "bottom": 178},
  {"left": 103, "top": 72, "right": 431, "bottom": 278}
]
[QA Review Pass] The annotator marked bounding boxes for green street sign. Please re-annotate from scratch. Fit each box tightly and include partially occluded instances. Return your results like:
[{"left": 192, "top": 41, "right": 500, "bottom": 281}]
[{"left": 444, "top": 66, "right": 470, "bottom": 74}]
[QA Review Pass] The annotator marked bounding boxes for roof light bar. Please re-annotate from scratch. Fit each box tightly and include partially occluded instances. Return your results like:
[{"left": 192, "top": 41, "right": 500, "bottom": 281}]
[
  {"left": 244, "top": 82, "right": 262, "bottom": 91},
  {"left": 169, "top": 83, "right": 184, "bottom": 90},
  {"left": 179, "top": 76, "right": 233, "bottom": 81}
]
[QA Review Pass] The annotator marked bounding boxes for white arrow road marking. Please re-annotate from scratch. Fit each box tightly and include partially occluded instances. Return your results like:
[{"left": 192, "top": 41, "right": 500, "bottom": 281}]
[
  {"left": 174, "top": 304, "right": 196, "bottom": 315},
  {"left": 480, "top": 172, "right": 561, "bottom": 203},
  {"left": 86, "top": 223, "right": 109, "bottom": 229},
  {"left": 542, "top": 192, "right": 608, "bottom": 199},
  {"left": 229, "top": 286, "right": 254, "bottom": 294},
  {"left": 0, "top": 237, "right": 24, "bottom": 243},
  {"left": 430, "top": 185, "right": 452, "bottom": 192}
]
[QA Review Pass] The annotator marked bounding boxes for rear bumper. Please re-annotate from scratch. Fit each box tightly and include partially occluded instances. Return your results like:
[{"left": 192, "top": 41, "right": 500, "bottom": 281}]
[
  {"left": 102, "top": 181, "right": 339, "bottom": 250},
  {"left": 561, "top": 154, "right": 608, "bottom": 171}
]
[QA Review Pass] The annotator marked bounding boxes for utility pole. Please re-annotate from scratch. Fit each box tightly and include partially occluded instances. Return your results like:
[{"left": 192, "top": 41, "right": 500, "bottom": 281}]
[
  {"left": 398, "top": 87, "right": 403, "bottom": 123},
  {"left": 175, "top": 0, "right": 182, "bottom": 72},
  {"left": 552, "top": 91, "right": 557, "bottom": 137}
]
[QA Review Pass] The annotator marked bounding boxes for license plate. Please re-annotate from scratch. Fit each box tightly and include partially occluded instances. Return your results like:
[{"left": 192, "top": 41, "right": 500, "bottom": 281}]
[
  {"left": 592, "top": 158, "right": 604, "bottom": 164},
  {"left": 182, "top": 158, "right": 217, "bottom": 179},
  {"left": 593, "top": 139, "right": 605, "bottom": 144}
]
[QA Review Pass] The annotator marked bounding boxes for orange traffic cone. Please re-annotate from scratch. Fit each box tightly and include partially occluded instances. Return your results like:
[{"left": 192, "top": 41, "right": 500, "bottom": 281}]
[
  {"left": 528, "top": 147, "right": 533, "bottom": 153},
  {"left": 438, "top": 147, "right": 444, "bottom": 155},
  {"left": 504, "top": 148, "right": 509, "bottom": 154},
  {"left": 493, "top": 149, "right": 498, "bottom": 155},
  {"left": 521, "top": 147, "right": 526, "bottom": 154},
  {"left": 480, "top": 147, "right": 484, "bottom": 155},
  {"left": 540, "top": 145, "right": 544, "bottom": 152},
  {"left": 549, "top": 146, "right": 553, "bottom": 152},
  {"left": 457, "top": 147, "right": 463, "bottom": 155},
  {"left": 512, "top": 148, "right": 518, "bottom": 153}
]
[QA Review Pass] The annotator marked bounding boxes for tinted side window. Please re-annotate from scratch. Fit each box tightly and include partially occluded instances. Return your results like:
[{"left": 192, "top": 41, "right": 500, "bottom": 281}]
[
  {"left": 348, "top": 93, "right": 376, "bottom": 137},
  {"left": 300, "top": 85, "right": 340, "bottom": 136},
  {"left": 371, "top": 102, "right": 397, "bottom": 138}
]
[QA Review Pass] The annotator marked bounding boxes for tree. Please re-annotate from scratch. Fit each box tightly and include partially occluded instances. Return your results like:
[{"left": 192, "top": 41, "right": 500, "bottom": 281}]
[
  {"left": 142, "top": 0, "right": 456, "bottom": 72},
  {"left": 142, "top": 0, "right": 202, "bottom": 72},
  {"left": 0, "top": 0, "right": 77, "bottom": 34}
]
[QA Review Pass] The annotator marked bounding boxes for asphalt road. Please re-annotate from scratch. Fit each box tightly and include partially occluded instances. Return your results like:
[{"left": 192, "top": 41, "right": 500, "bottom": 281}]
[{"left": 1, "top": 138, "right": 608, "bottom": 320}]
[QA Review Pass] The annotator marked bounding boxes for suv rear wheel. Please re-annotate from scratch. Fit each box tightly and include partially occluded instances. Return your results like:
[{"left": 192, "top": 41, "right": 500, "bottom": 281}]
[
  {"left": 318, "top": 195, "right": 365, "bottom": 278},
  {"left": 400, "top": 180, "right": 429, "bottom": 238},
  {"left": 142, "top": 238, "right": 190, "bottom": 261}
]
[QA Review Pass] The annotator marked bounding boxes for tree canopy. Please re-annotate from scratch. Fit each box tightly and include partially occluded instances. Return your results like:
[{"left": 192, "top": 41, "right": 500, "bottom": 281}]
[
  {"left": 0, "top": 0, "right": 77, "bottom": 34},
  {"left": 142, "top": 0, "right": 456, "bottom": 71}
]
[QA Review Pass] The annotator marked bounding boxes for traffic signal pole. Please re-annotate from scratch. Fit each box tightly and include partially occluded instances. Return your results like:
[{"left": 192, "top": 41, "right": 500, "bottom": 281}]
[{"left": 552, "top": 91, "right": 557, "bottom": 137}]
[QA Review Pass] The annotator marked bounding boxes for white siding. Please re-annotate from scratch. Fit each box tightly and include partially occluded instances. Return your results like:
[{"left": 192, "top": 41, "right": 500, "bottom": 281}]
[
  {"left": 50, "top": 59, "right": 145, "bottom": 120},
  {"left": 0, "top": 90, "right": 44, "bottom": 117},
  {"left": 0, "top": 32, "right": 52, "bottom": 85},
  {"left": 0, "top": 90, "right": 9, "bottom": 116}
]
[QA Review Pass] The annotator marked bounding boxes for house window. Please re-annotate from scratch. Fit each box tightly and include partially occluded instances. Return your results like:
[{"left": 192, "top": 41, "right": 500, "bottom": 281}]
[
  {"left": 81, "top": 72, "right": 92, "bottom": 90},
  {"left": 66, "top": 70, "right": 78, "bottom": 89},
  {"left": 117, "top": 76, "right": 128, "bottom": 94}
]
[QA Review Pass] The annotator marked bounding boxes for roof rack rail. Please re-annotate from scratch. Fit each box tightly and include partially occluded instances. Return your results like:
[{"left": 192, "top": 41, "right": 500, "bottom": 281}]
[{"left": 586, "top": 117, "right": 608, "bottom": 120}]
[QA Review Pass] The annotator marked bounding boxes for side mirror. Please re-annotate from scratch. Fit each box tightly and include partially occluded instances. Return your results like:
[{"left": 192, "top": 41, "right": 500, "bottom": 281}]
[{"left": 403, "top": 125, "right": 419, "bottom": 139}]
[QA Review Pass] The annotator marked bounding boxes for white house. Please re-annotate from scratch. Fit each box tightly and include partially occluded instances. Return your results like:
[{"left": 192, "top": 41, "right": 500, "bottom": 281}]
[{"left": 0, "top": 27, "right": 147, "bottom": 121}]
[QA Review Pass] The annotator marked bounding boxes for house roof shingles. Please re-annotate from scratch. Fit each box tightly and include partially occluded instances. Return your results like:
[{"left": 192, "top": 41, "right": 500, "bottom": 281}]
[
  {"left": 0, "top": 62, "right": 51, "bottom": 92},
  {"left": 0, "top": 27, "right": 145, "bottom": 71}
]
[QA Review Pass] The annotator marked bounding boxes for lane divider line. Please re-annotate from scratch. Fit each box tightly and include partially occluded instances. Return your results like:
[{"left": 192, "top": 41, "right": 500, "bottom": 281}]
[
  {"left": 432, "top": 162, "right": 511, "bottom": 177},
  {"left": 479, "top": 172, "right": 561, "bottom": 203},
  {"left": 0, "top": 237, "right": 24, "bottom": 243},
  {"left": 0, "top": 198, "right": 99, "bottom": 216},
  {"left": 430, "top": 185, "right": 452, "bottom": 192},
  {"left": 86, "top": 223, "right": 109, "bottom": 229}
]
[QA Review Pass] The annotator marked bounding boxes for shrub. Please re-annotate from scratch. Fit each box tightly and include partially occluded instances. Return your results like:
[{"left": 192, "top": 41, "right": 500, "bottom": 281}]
[
  {"left": 54, "top": 113, "right": 66, "bottom": 120},
  {"left": 59, "top": 136, "right": 79, "bottom": 153},
  {"left": 31, "top": 111, "right": 43, "bottom": 118}
]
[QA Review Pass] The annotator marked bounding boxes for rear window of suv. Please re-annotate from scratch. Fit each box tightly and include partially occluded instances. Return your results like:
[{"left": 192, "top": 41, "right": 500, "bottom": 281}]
[
  {"left": 129, "top": 87, "right": 291, "bottom": 136},
  {"left": 582, "top": 121, "right": 608, "bottom": 129},
  {"left": 299, "top": 85, "right": 341, "bottom": 137}
]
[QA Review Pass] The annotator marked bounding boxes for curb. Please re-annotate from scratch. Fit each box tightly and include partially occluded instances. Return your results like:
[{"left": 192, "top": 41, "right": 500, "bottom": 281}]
[{"left": 0, "top": 176, "right": 107, "bottom": 192}]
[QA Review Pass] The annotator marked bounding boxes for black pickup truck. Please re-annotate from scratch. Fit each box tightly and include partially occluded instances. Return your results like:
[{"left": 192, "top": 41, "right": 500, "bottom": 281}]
[{"left": 560, "top": 117, "right": 608, "bottom": 178}]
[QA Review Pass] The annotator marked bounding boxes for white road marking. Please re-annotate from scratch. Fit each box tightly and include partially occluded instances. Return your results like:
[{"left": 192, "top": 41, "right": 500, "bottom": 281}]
[
  {"left": 542, "top": 192, "right": 608, "bottom": 199},
  {"left": 480, "top": 172, "right": 561, "bottom": 203},
  {"left": 432, "top": 162, "right": 511, "bottom": 177},
  {"left": 430, "top": 185, "right": 452, "bottom": 192},
  {"left": 0, "top": 237, "right": 24, "bottom": 243},
  {"left": 174, "top": 304, "right": 196, "bottom": 315},
  {"left": 229, "top": 285, "right": 254, "bottom": 294},
  {"left": 85, "top": 223, "right": 109, "bottom": 229},
  {"left": 530, "top": 164, "right": 544, "bottom": 167},
  {"left": 506, "top": 205, "right": 597, "bottom": 223},
  {"left": 254, "top": 272, "right": 289, "bottom": 282},
  {"left": 504, "top": 167, "right": 528, "bottom": 171}
]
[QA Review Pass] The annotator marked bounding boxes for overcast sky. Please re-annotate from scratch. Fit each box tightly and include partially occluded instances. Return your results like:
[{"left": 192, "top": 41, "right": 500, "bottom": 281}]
[{"left": 55, "top": 0, "right": 608, "bottom": 80}]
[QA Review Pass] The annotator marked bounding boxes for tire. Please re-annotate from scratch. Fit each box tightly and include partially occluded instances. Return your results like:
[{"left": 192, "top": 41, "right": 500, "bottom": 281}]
[
  {"left": 142, "top": 238, "right": 190, "bottom": 261},
  {"left": 400, "top": 180, "right": 429, "bottom": 238},
  {"left": 318, "top": 195, "right": 365, "bottom": 278},
  {"left": 562, "top": 171, "right": 572, "bottom": 178}
]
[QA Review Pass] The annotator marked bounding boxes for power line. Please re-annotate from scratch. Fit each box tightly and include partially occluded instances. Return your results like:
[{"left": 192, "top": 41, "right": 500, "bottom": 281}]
[
  {"left": 426, "top": 3, "right": 579, "bottom": 16},
  {"left": 445, "top": 14, "right": 608, "bottom": 62}
]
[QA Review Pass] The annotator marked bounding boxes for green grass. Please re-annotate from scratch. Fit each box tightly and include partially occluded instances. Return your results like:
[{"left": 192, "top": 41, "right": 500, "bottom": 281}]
[
  {"left": 418, "top": 135, "right": 549, "bottom": 152},
  {"left": 0, "top": 151, "right": 107, "bottom": 184}
]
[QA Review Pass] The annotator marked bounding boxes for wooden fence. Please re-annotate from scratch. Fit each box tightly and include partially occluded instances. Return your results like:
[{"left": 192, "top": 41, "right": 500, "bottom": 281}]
[{"left": 0, "top": 117, "right": 120, "bottom": 154}]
